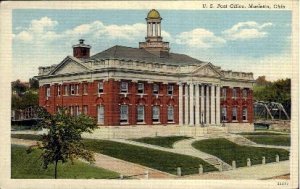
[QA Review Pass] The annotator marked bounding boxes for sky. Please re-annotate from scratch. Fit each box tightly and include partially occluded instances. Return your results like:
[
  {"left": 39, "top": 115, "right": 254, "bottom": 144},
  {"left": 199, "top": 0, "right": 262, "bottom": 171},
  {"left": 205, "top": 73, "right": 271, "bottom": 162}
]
[{"left": 12, "top": 9, "right": 292, "bottom": 81}]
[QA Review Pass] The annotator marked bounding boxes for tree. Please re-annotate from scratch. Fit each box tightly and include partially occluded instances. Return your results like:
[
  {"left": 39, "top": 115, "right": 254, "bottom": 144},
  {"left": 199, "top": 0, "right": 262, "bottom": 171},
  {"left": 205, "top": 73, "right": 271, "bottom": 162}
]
[
  {"left": 34, "top": 107, "right": 97, "bottom": 179},
  {"left": 29, "top": 77, "right": 39, "bottom": 90}
]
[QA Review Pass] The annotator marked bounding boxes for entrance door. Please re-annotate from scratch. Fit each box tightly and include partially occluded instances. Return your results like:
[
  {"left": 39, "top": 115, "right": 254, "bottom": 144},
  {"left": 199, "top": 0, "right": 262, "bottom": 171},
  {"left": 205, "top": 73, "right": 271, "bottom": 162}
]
[{"left": 98, "top": 105, "right": 104, "bottom": 124}]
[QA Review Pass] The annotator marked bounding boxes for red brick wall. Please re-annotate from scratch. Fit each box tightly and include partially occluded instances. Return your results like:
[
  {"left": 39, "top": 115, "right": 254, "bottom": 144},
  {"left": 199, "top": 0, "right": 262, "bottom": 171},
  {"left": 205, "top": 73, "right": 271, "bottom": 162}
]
[
  {"left": 39, "top": 79, "right": 179, "bottom": 126},
  {"left": 220, "top": 86, "right": 254, "bottom": 123}
]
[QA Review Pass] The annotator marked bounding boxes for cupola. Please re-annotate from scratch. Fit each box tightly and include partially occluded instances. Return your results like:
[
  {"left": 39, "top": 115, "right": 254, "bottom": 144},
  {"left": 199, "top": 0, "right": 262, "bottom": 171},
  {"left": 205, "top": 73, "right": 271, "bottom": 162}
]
[{"left": 72, "top": 39, "right": 91, "bottom": 59}]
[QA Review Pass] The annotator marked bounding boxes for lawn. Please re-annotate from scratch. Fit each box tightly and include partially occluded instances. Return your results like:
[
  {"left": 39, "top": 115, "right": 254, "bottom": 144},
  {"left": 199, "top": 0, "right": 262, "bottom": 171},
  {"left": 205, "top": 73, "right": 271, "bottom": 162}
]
[
  {"left": 11, "top": 145, "right": 119, "bottom": 179},
  {"left": 132, "top": 136, "right": 191, "bottom": 148},
  {"left": 83, "top": 139, "right": 217, "bottom": 175},
  {"left": 192, "top": 138, "right": 289, "bottom": 168},
  {"left": 238, "top": 132, "right": 290, "bottom": 146},
  {"left": 11, "top": 134, "right": 43, "bottom": 141}
]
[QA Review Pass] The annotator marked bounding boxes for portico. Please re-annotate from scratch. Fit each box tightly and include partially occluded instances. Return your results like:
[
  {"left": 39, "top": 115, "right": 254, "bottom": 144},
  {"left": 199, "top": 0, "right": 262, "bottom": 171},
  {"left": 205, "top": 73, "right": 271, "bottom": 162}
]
[{"left": 180, "top": 82, "right": 221, "bottom": 126}]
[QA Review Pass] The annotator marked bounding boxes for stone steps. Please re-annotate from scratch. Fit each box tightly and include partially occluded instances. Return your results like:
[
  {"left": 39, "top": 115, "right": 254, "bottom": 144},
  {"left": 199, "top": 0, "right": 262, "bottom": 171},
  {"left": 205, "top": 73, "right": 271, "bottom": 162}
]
[{"left": 204, "top": 157, "right": 232, "bottom": 171}]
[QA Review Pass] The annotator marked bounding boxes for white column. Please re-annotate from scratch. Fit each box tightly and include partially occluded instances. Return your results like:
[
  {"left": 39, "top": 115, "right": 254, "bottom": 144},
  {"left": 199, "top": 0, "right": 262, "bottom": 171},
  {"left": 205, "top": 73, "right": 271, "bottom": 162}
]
[
  {"left": 206, "top": 85, "right": 210, "bottom": 124},
  {"left": 211, "top": 85, "right": 216, "bottom": 125},
  {"left": 147, "top": 23, "right": 150, "bottom": 37},
  {"left": 189, "top": 84, "right": 194, "bottom": 126},
  {"left": 158, "top": 23, "right": 161, "bottom": 36},
  {"left": 184, "top": 84, "right": 189, "bottom": 125},
  {"left": 216, "top": 85, "right": 221, "bottom": 125},
  {"left": 200, "top": 85, "right": 205, "bottom": 125},
  {"left": 179, "top": 83, "right": 183, "bottom": 125},
  {"left": 155, "top": 23, "right": 158, "bottom": 36},
  {"left": 150, "top": 23, "right": 153, "bottom": 36},
  {"left": 195, "top": 84, "right": 200, "bottom": 125}
]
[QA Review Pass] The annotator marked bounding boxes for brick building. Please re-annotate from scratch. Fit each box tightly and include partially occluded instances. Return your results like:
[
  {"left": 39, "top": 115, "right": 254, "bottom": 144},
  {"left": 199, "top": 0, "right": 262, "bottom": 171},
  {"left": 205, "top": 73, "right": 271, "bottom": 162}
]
[{"left": 36, "top": 9, "right": 255, "bottom": 131}]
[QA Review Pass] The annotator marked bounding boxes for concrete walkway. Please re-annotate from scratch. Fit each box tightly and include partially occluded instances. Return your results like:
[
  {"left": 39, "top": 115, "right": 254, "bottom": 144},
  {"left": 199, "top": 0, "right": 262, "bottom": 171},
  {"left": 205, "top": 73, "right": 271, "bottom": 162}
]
[
  {"left": 110, "top": 138, "right": 232, "bottom": 171},
  {"left": 11, "top": 138, "right": 174, "bottom": 179},
  {"left": 182, "top": 160, "right": 290, "bottom": 180}
]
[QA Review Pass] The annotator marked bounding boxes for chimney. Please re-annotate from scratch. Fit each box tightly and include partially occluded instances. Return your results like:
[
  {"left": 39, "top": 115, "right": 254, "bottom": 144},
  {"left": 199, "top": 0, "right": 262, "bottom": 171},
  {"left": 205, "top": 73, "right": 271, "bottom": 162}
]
[{"left": 72, "top": 39, "right": 91, "bottom": 59}]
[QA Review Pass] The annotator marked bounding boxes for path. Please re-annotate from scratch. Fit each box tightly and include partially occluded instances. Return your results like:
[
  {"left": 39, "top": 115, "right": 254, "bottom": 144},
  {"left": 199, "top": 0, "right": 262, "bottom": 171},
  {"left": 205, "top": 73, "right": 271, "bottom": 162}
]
[
  {"left": 110, "top": 138, "right": 232, "bottom": 171},
  {"left": 182, "top": 160, "right": 290, "bottom": 180},
  {"left": 11, "top": 138, "right": 174, "bottom": 179}
]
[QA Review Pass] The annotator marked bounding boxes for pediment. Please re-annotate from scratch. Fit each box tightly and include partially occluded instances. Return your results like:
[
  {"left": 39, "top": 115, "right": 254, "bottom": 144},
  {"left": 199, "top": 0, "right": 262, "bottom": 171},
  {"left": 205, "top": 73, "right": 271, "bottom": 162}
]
[
  {"left": 49, "top": 56, "right": 89, "bottom": 75},
  {"left": 192, "top": 63, "right": 221, "bottom": 77}
]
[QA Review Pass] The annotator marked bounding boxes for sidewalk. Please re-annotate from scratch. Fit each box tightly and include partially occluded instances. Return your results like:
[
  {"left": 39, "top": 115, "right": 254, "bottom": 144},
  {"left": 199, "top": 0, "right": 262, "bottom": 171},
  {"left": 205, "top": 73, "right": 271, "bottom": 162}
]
[{"left": 182, "top": 160, "right": 289, "bottom": 180}]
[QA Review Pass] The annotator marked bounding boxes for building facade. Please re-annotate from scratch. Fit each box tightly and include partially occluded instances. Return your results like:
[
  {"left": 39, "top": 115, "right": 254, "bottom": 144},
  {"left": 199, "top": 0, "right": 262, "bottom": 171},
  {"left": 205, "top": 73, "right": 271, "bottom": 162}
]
[{"left": 36, "top": 9, "right": 255, "bottom": 130}]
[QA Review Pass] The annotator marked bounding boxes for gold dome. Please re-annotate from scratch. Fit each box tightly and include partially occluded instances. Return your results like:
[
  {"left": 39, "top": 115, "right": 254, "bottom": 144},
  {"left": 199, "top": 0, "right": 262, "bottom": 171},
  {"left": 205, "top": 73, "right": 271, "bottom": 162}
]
[{"left": 147, "top": 9, "right": 161, "bottom": 19}]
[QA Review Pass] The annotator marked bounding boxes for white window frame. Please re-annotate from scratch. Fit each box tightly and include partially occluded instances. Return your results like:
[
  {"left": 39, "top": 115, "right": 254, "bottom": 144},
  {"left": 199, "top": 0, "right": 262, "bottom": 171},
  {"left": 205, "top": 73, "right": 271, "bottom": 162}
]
[
  {"left": 232, "top": 106, "right": 237, "bottom": 121},
  {"left": 83, "top": 83, "right": 88, "bottom": 95},
  {"left": 98, "top": 82, "right": 104, "bottom": 94},
  {"left": 75, "top": 84, "right": 79, "bottom": 95},
  {"left": 152, "top": 106, "right": 160, "bottom": 122},
  {"left": 221, "top": 106, "right": 227, "bottom": 122},
  {"left": 167, "top": 85, "right": 174, "bottom": 95},
  {"left": 57, "top": 85, "right": 61, "bottom": 96},
  {"left": 137, "top": 105, "right": 145, "bottom": 123},
  {"left": 222, "top": 88, "right": 227, "bottom": 98},
  {"left": 153, "top": 84, "right": 159, "bottom": 95},
  {"left": 120, "top": 105, "right": 129, "bottom": 123},
  {"left": 64, "top": 85, "right": 69, "bottom": 96},
  {"left": 137, "top": 83, "right": 144, "bottom": 94},
  {"left": 83, "top": 105, "right": 88, "bottom": 115},
  {"left": 232, "top": 88, "right": 237, "bottom": 99},
  {"left": 242, "top": 89, "right": 248, "bottom": 98},
  {"left": 97, "top": 105, "right": 104, "bottom": 124},
  {"left": 167, "top": 106, "right": 174, "bottom": 122},
  {"left": 46, "top": 86, "right": 51, "bottom": 97},
  {"left": 70, "top": 84, "right": 75, "bottom": 95},
  {"left": 120, "top": 82, "right": 128, "bottom": 93},
  {"left": 242, "top": 107, "right": 248, "bottom": 121}
]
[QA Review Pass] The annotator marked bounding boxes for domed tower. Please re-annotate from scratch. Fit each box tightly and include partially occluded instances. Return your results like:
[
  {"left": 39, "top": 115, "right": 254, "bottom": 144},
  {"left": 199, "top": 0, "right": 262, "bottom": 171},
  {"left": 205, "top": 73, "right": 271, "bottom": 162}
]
[
  {"left": 139, "top": 9, "right": 170, "bottom": 57},
  {"left": 72, "top": 39, "right": 91, "bottom": 59}
]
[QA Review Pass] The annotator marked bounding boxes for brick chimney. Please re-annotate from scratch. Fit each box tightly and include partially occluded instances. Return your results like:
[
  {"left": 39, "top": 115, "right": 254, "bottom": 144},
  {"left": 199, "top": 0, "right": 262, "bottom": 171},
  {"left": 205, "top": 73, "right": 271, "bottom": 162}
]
[{"left": 72, "top": 39, "right": 91, "bottom": 59}]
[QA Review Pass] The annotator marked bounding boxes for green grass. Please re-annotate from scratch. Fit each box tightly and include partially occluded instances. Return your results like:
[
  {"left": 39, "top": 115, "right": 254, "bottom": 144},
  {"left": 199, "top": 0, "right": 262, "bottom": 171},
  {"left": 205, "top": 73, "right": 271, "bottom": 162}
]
[
  {"left": 11, "top": 134, "right": 43, "bottom": 141},
  {"left": 132, "top": 136, "right": 191, "bottom": 148},
  {"left": 11, "top": 145, "right": 119, "bottom": 179},
  {"left": 237, "top": 132, "right": 290, "bottom": 146},
  {"left": 83, "top": 139, "right": 217, "bottom": 175},
  {"left": 239, "top": 132, "right": 289, "bottom": 135},
  {"left": 192, "top": 138, "right": 289, "bottom": 168},
  {"left": 244, "top": 136, "right": 290, "bottom": 146}
]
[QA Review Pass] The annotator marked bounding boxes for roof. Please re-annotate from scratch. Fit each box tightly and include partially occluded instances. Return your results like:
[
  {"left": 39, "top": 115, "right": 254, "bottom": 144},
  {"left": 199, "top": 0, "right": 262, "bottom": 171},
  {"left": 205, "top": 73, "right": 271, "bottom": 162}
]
[
  {"left": 147, "top": 9, "right": 161, "bottom": 19},
  {"left": 89, "top": 45, "right": 205, "bottom": 66}
]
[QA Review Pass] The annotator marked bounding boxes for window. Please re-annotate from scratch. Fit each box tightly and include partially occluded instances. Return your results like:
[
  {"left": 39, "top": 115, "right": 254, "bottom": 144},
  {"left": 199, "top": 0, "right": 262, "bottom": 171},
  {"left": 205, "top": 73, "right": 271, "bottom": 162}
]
[
  {"left": 98, "top": 82, "right": 104, "bottom": 93},
  {"left": 46, "top": 86, "right": 50, "bottom": 97},
  {"left": 221, "top": 106, "right": 227, "bottom": 121},
  {"left": 83, "top": 83, "right": 88, "bottom": 94},
  {"left": 70, "top": 84, "right": 75, "bottom": 95},
  {"left": 83, "top": 105, "right": 88, "bottom": 115},
  {"left": 75, "top": 84, "right": 79, "bottom": 95},
  {"left": 70, "top": 106, "right": 80, "bottom": 116},
  {"left": 120, "top": 105, "right": 128, "bottom": 123},
  {"left": 120, "top": 82, "right": 128, "bottom": 93},
  {"left": 64, "top": 85, "right": 69, "bottom": 96},
  {"left": 243, "top": 107, "right": 248, "bottom": 121},
  {"left": 242, "top": 89, "right": 248, "bottom": 98},
  {"left": 221, "top": 88, "right": 227, "bottom": 98},
  {"left": 167, "top": 85, "right": 174, "bottom": 95},
  {"left": 57, "top": 85, "right": 61, "bottom": 96},
  {"left": 137, "top": 105, "right": 145, "bottom": 123},
  {"left": 153, "top": 84, "right": 159, "bottom": 94},
  {"left": 232, "top": 107, "right": 237, "bottom": 121},
  {"left": 97, "top": 105, "right": 104, "bottom": 124},
  {"left": 232, "top": 88, "right": 237, "bottom": 98},
  {"left": 137, "top": 83, "right": 144, "bottom": 94},
  {"left": 167, "top": 106, "right": 174, "bottom": 122},
  {"left": 152, "top": 106, "right": 160, "bottom": 122}
]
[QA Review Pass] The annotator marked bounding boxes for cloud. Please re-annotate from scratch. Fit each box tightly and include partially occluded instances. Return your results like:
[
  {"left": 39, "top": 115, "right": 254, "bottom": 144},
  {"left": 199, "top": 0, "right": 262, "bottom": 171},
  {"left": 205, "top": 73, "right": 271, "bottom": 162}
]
[
  {"left": 14, "top": 17, "right": 59, "bottom": 43},
  {"left": 175, "top": 28, "right": 226, "bottom": 48},
  {"left": 222, "top": 21, "right": 273, "bottom": 41}
]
